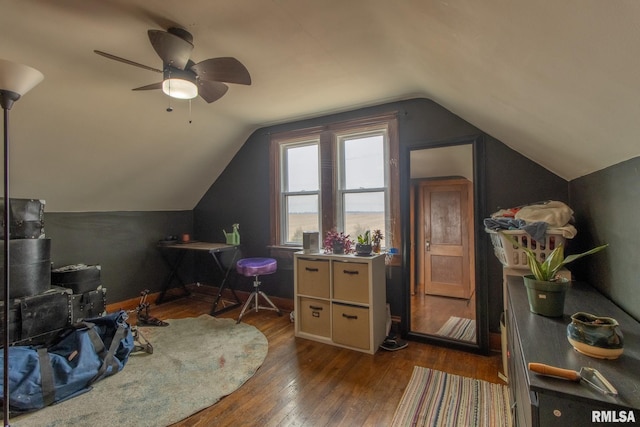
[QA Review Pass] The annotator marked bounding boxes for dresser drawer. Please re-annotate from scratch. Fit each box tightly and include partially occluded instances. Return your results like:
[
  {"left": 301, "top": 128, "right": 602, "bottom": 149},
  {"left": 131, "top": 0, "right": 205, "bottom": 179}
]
[
  {"left": 298, "top": 297, "right": 331, "bottom": 337},
  {"left": 333, "top": 261, "right": 369, "bottom": 304},
  {"left": 297, "top": 259, "right": 330, "bottom": 298},
  {"left": 332, "top": 303, "right": 370, "bottom": 350}
]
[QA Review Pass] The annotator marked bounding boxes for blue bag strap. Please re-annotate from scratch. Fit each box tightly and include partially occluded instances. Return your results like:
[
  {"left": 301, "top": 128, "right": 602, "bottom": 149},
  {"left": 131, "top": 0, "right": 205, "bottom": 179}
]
[
  {"left": 89, "top": 324, "right": 127, "bottom": 385},
  {"left": 37, "top": 347, "right": 55, "bottom": 407},
  {"left": 82, "top": 322, "right": 106, "bottom": 356}
]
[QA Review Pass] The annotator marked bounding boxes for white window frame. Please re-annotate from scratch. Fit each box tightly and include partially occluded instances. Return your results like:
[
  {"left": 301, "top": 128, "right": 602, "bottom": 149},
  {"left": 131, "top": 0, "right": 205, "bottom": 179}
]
[
  {"left": 336, "top": 129, "right": 390, "bottom": 246},
  {"left": 279, "top": 139, "right": 321, "bottom": 245}
]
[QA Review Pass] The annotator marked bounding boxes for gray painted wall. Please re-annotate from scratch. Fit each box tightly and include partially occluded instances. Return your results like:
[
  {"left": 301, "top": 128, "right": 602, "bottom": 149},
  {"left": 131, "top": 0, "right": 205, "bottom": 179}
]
[
  {"left": 44, "top": 211, "right": 193, "bottom": 303},
  {"left": 569, "top": 156, "right": 640, "bottom": 321},
  {"left": 484, "top": 136, "right": 569, "bottom": 325}
]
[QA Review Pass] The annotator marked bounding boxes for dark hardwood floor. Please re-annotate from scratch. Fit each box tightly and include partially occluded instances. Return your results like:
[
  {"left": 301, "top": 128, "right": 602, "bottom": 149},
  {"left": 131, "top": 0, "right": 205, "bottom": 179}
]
[
  {"left": 411, "top": 293, "right": 476, "bottom": 337},
  {"left": 114, "top": 288, "right": 505, "bottom": 426}
]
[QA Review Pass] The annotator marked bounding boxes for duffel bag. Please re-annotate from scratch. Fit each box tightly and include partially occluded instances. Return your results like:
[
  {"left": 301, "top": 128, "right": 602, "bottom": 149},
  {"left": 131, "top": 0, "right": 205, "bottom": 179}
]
[{"left": 0, "top": 310, "right": 134, "bottom": 413}]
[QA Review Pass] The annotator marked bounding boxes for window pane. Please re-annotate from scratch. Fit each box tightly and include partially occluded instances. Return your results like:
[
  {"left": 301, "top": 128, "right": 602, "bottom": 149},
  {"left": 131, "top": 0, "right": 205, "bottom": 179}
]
[
  {"left": 343, "top": 192, "right": 385, "bottom": 242},
  {"left": 343, "top": 135, "right": 384, "bottom": 189},
  {"left": 285, "top": 194, "right": 319, "bottom": 243},
  {"left": 286, "top": 144, "right": 318, "bottom": 192}
]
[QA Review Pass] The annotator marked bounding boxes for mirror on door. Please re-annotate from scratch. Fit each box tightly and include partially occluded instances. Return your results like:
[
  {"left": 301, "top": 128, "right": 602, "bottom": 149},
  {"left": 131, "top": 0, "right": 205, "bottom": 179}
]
[{"left": 408, "top": 144, "right": 477, "bottom": 343}]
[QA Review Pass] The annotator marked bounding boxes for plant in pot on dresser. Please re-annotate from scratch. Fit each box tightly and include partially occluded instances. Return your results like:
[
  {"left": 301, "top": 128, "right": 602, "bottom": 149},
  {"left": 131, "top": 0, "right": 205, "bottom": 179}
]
[{"left": 502, "top": 232, "right": 608, "bottom": 317}]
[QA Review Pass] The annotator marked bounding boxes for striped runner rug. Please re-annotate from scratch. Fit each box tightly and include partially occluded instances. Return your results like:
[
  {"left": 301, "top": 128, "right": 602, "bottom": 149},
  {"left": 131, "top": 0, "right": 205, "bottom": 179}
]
[
  {"left": 391, "top": 366, "right": 511, "bottom": 427},
  {"left": 436, "top": 316, "right": 476, "bottom": 341}
]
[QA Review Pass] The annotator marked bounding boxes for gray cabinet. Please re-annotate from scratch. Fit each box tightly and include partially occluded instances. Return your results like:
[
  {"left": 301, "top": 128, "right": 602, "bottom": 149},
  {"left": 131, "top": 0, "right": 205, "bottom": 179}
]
[{"left": 507, "top": 276, "right": 640, "bottom": 426}]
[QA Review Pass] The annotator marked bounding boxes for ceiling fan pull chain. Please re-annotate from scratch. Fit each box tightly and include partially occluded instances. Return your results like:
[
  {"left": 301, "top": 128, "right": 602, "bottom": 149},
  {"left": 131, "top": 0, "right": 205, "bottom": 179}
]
[
  {"left": 166, "top": 69, "right": 173, "bottom": 112},
  {"left": 189, "top": 99, "right": 192, "bottom": 124}
]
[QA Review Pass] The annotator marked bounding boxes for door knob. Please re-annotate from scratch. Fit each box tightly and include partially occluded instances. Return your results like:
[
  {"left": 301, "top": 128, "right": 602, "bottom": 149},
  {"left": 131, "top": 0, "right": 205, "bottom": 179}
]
[{"left": 426, "top": 240, "right": 431, "bottom": 251}]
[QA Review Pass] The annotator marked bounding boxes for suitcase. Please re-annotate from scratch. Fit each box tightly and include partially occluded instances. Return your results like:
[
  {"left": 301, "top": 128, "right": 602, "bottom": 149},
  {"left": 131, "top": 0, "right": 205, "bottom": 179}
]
[
  {"left": 0, "top": 238, "right": 51, "bottom": 300},
  {"left": 16, "top": 287, "right": 72, "bottom": 346},
  {"left": 0, "top": 198, "right": 45, "bottom": 239},
  {"left": 0, "top": 287, "right": 108, "bottom": 347},
  {"left": 52, "top": 264, "right": 101, "bottom": 294},
  {"left": 0, "top": 299, "right": 21, "bottom": 344},
  {"left": 70, "top": 288, "right": 107, "bottom": 322}
]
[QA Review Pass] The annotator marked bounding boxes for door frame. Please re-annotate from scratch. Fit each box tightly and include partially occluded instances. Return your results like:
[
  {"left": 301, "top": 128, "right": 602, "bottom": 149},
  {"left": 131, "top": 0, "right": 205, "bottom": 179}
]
[
  {"left": 416, "top": 177, "right": 474, "bottom": 299},
  {"left": 400, "top": 135, "right": 489, "bottom": 354}
]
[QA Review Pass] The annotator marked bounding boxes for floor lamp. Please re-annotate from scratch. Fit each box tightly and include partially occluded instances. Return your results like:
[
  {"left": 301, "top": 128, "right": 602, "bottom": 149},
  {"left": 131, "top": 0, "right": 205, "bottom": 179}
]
[{"left": 0, "top": 59, "right": 44, "bottom": 426}]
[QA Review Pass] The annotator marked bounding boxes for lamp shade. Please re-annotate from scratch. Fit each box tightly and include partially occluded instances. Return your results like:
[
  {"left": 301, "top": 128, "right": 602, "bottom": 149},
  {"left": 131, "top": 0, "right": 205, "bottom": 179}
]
[
  {"left": 162, "top": 78, "right": 198, "bottom": 99},
  {"left": 0, "top": 59, "right": 44, "bottom": 96},
  {"left": 162, "top": 67, "right": 197, "bottom": 99}
]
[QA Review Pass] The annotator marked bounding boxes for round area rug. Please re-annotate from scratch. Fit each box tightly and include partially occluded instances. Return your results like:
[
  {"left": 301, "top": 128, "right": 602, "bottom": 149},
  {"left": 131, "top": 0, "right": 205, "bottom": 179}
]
[{"left": 12, "top": 315, "right": 268, "bottom": 427}]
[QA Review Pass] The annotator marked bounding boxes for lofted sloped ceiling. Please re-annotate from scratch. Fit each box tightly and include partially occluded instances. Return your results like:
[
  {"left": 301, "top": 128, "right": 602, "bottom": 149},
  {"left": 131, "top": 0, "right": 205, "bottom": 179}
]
[{"left": 1, "top": 0, "right": 639, "bottom": 212}]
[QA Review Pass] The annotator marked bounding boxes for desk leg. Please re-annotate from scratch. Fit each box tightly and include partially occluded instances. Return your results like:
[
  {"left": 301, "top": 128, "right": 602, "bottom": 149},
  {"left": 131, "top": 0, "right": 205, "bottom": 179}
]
[
  {"left": 157, "top": 249, "right": 191, "bottom": 304},
  {"left": 210, "top": 248, "right": 242, "bottom": 316}
]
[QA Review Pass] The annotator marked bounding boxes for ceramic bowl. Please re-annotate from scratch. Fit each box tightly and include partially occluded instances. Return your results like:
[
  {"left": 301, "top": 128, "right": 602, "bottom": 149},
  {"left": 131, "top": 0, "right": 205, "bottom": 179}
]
[{"left": 567, "top": 312, "right": 624, "bottom": 359}]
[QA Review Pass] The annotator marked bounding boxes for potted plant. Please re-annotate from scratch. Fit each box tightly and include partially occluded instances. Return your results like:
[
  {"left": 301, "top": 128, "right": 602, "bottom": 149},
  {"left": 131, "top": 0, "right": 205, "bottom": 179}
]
[
  {"left": 371, "top": 229, "right": 383, "bottom": 253},
  {"left": 323, "top": 229, "right": 353, "bottom": 254},
  {"left": 503, "top": 233, "right": 608, "bottom": 317},
  {"left": 356, "top": 230, "right": 372, "bottom": 256}
]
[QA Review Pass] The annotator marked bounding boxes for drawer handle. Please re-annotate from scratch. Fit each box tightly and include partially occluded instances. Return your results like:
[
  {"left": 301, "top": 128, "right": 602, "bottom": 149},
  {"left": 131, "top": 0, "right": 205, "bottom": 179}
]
[
  {"left": 309, "top": 305, "right": 323, "bottom": 311},
  {"left": 343, "top": 270, "right": 359, "bottom": 275},
  {"left": 342, "top": 313, "right": 358, "bottom": 320},
  {"left": 305, "top": 267, "right": 319, "bottom": 272}
]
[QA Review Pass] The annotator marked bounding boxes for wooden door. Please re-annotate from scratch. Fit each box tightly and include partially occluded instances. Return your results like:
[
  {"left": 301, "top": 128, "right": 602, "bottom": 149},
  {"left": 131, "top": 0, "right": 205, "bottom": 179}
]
[{"left": 419, "top": 178, "right": 474, "bottom": 299}]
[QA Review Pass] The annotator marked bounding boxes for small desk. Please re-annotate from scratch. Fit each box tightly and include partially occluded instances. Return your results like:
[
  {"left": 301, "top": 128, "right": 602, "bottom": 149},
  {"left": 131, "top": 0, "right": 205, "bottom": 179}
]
[{"left": 156, "top": 241, "right": 241, "bottom": 315}]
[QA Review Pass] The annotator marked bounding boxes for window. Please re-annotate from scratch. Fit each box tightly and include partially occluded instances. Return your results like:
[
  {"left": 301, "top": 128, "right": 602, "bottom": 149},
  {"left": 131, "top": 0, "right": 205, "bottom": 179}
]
[
  {"left": 281, "top": 141, "right": 320, "bottom": 244},
  {"left": 338, "top": 132, "right": 388, "bottom": 241},
  {"left": 270, "top": 113, "right": 399, "bottom": 251}
]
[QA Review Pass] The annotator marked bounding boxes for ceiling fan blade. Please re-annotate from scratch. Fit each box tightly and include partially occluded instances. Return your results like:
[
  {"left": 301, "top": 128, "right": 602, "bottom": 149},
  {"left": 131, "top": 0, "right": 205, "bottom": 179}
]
[
  {"left": 94, "top": 50, "right": 162, "bottom": 73},
  {"left": 191, "top": 57, "right": 251, "bottom": 85},
  {"left": 132, "top": 82, "right": 163, "bottom": 91},
  {"left": 198, "top": 80, "right": 228, "bottom": 103},
  {"left": 148, "top": 29, "right": 193, "bottom": 70}
]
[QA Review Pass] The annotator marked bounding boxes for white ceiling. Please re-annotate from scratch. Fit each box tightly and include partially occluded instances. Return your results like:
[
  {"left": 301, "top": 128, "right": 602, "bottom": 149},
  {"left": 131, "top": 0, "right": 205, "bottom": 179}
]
[{"left": 2, "top": 0, "right": 639, "bottom": 212}]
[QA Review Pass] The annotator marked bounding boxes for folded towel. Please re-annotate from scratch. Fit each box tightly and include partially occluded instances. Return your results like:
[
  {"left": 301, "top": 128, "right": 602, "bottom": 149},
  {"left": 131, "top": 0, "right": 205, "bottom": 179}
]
[
  {"left": 515, "top": 201, "right": 573, "bottom": 227},
  {"left": 554, "top": 224, "right": 577, "bottom": 239}
]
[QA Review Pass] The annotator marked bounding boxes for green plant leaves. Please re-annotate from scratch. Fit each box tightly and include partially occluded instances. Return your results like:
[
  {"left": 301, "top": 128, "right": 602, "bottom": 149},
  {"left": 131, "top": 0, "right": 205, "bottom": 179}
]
[
  {"left": 561, "top": 244, "right": 609, "bottom": 267},
  {"left": 357, "top": 230, "right": 371, "bottom": 244}
]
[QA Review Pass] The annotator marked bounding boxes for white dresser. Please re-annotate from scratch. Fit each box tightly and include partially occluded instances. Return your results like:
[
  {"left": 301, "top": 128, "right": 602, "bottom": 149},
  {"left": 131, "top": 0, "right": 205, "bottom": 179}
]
[{"left": 293, "top": 252, "right": 386, "bottom": 354}]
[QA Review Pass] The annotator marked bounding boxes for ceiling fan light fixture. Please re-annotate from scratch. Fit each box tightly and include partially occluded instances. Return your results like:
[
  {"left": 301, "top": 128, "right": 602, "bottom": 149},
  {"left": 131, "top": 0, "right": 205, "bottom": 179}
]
[{"left": 162, "top": 67, "right": 197, "bottom": 99}]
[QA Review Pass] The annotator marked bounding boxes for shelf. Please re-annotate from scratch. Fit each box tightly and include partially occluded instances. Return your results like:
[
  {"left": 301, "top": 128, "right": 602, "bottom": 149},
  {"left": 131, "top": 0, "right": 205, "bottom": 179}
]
[{"left": 294, "top": 252, "right": 386, "bottom": 354}]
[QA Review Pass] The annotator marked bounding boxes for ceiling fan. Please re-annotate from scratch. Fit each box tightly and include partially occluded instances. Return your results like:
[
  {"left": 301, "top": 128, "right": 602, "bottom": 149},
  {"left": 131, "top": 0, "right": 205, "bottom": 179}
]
[{"left": 95, "top": 27, "right": 251, "bottom": 104}]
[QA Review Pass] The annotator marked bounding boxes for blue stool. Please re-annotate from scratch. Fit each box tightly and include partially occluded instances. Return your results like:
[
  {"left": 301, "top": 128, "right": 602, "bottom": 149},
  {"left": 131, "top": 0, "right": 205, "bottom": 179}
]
[{"left": 236, "top": 257, "right": 282, "bottom": 323}]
